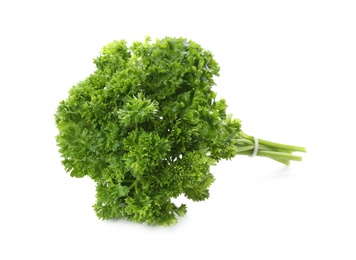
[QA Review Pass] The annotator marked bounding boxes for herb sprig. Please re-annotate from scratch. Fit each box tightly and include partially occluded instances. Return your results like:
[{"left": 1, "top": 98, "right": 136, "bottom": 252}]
[{"left": 55, "top": 37, "right": 305, "bottom": 225}]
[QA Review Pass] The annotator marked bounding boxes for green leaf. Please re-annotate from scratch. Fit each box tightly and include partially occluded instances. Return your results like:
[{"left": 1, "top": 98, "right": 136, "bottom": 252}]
[{"left": 117, "top": 184, "right": 130, "bottom": 197}]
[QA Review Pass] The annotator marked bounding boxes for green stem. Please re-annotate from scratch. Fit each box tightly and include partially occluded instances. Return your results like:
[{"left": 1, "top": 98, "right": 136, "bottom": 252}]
[
  {"left": 236, "top": 132, "right": 306, "bottom": 165},
  {"left": 240, "top": 132, "right": 306, "bottom": 152},
  {"left": 128, "top": 180, "right": 137, "bottom": 190},
  {"left": 121, "top": 179, "right": 136, "bottom": 183}
]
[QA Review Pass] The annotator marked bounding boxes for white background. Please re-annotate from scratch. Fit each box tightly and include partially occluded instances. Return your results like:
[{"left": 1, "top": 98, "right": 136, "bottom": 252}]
[{"left": 1, "top": 0, "right": 355, "bottom": 259}]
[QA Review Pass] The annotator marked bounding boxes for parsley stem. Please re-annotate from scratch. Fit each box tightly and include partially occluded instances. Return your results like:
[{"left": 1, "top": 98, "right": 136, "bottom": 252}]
[
  {"left": 129, "top": 181, "right": 137, "bottom": 190},
  {"left": 122, "top": 179, "right": 136, "bottom": 183},
  {"left": 236, "top": 132, "right": 306, "bottom": 165},
  {"left": 240, "top": 132, "right": 306, "bottom": 152}
]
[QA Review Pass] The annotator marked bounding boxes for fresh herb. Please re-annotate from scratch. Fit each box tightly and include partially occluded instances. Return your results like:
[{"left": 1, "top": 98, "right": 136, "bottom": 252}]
[{"left": 55, "top": 37, "right": 306, "bottom": 226}]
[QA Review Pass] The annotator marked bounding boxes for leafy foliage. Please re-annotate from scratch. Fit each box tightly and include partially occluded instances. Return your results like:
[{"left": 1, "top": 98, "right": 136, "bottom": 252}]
[{"left": 55, "top": 37, "right": 305, "bottom": 226}]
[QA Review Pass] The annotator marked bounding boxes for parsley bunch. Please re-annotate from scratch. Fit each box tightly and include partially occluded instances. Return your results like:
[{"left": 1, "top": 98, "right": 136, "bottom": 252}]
[{"left": 55, "top": 37, "right": 305, "bottom": 226}]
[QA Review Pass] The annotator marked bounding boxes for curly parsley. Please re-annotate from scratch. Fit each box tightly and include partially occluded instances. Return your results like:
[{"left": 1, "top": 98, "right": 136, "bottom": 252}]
[{"left": 55, "top": 37, "right": 305, "bottom": 225}]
